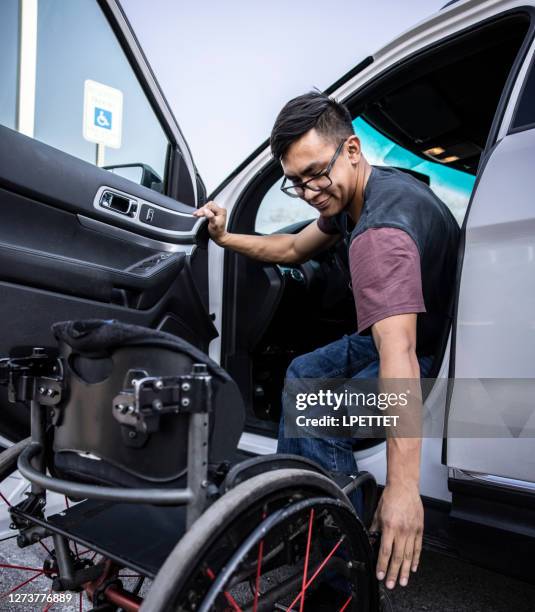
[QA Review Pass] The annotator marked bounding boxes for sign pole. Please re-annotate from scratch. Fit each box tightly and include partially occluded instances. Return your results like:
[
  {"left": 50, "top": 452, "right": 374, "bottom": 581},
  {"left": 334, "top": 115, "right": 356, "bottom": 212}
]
[
  {"left": 96, "top": 143, "right": 106, "bottom": 167},
  {"left": 17, "top": 0, "right": 38, "bottom": 137}
]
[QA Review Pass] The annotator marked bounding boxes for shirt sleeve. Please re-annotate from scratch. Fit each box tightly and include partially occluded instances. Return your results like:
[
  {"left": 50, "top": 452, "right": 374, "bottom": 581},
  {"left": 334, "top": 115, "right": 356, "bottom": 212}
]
[
  {"left": 316, "top": 215, "right": 340, "bottom": 235},
  {"left": 349, "top": 227, "right": 426, "bottom": 333}
]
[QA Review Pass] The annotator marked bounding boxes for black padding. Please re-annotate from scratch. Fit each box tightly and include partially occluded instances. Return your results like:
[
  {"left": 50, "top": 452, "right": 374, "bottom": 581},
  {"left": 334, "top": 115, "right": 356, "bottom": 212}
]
[
  {"left": 51, "top": 320, "right": 244, "bottom": 486},
  {"left": 53, "top": 452, "right": 188, "bottom": 488},
  {"left": 52, "top": 319, "right": 229, "bottom": 379}
]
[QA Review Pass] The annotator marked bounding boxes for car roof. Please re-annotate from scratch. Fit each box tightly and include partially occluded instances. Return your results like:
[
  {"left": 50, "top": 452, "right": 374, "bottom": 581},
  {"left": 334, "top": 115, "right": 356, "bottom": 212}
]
[{"left": 372, "top": 0, "right": 484, "bottom": 62}]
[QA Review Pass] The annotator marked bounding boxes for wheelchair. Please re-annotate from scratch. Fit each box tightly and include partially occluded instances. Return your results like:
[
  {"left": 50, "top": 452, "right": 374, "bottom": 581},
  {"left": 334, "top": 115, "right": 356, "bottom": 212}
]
[{"left": 0, "top": 319, "right": 384, "bottom": 611}]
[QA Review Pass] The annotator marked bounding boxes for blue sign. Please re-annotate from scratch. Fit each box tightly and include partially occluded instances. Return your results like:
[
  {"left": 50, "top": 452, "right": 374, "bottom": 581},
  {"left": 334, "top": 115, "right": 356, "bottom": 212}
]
[{"left": 94, "top": 107, "right": 112, "bottom": 130}]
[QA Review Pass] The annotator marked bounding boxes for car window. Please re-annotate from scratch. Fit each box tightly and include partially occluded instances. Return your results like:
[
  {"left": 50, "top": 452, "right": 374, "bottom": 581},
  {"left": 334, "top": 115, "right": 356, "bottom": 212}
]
[
  {"left": 255, "top": 177, "right": 319, "bottom": 234},
  {"left": 0, "top": 0, "right": 19, "bottom": 130},
  {"left": 512, "top": 53, "right": 535, "bottom": 131},
  {"left": 255, "top": 115, "right": 475, "bottom": 234},
  {"left": 354, "top": 117, "right": 475, "bottom": 226},
  {"left": 0, "top": 0, "right": 170, "bottom": 195}
]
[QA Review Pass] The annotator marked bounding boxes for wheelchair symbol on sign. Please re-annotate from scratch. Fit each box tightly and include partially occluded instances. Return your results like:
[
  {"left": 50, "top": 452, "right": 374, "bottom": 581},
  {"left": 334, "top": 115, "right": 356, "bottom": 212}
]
[{"left": 94, "top": 107, "right": 112, "bottom": 130}]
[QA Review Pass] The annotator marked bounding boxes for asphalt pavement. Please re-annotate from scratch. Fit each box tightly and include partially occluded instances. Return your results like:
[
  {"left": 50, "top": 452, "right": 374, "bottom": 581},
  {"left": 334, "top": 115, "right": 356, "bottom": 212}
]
[
  {"left": 2, "top": 537, "right": 535, "bottom": 611},
  {"left": 388, "top": 549, "right": 535, "bottom": 612}
]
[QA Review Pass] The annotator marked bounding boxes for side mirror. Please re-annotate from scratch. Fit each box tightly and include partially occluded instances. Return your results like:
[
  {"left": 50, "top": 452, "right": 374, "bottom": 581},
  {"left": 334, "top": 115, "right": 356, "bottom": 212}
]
[{"left": 102, "top": 163, "right": 163, "bottom": 192}]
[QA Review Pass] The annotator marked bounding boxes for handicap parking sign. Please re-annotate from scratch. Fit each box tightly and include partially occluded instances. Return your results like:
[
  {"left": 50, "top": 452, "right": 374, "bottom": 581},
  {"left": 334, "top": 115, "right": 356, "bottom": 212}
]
[
  {"left": 94, "top": 107, "right": 112, "bottom": 130},
  {"left": 83, "top": 80, "right": 123, "bottom": 148}
]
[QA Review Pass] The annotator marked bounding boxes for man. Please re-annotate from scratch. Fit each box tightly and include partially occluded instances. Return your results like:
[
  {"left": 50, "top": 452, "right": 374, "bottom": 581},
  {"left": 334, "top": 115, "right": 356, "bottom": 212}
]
[{"left": 193, "top": 92, "right": 460, "bottom": 590}]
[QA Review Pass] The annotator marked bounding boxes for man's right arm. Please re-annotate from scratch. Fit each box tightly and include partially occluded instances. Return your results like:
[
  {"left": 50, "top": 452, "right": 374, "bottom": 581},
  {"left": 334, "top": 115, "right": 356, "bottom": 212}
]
[{"left": 193, "top": 201, "right": 339, "bottom": 264}]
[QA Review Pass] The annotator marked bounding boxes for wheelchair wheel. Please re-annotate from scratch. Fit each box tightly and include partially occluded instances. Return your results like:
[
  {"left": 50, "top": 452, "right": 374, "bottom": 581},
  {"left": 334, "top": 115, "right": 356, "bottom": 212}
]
[
  {"left": 0, "top": 439, "right": 89, "bottom": 607},
  {"left": 0, "top": 438, "right": 31, "bottom": 482},
  {"left": 142, "top": 468, "right": 379, "bottom": 612},
  {"left": 0, "top": 440, "right": 146, "bottom": 610}
]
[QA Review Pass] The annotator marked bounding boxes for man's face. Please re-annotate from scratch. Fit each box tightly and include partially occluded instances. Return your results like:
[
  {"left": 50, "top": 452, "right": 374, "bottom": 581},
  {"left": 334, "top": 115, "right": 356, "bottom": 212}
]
[{"left": 281, "top": 128, "right": 360, "bottom": 216}]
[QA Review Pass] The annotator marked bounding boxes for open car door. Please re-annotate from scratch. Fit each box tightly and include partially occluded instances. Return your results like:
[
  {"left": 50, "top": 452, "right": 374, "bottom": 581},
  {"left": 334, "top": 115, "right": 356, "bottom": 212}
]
[
  {"left": 0, "top": 0, "right": 216, "bottom": 443},
  {"left": 445, "top": 36, "right": 535, "bottom": 573}
]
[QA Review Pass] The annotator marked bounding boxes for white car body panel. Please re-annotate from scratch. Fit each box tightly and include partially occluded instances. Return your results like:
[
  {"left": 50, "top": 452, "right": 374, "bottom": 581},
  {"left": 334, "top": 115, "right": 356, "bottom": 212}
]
[{"left": 448, "top": 128, "right": 535, "bottom": 482}]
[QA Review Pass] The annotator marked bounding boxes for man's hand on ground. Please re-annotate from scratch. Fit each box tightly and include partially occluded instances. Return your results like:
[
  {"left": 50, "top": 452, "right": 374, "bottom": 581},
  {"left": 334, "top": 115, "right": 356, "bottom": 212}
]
[
  {"left": 193, "top": 201, "right": 228, "bottom": 245},
  {"left": 370, "top": 481, "right": 423, "bottom": 590}
]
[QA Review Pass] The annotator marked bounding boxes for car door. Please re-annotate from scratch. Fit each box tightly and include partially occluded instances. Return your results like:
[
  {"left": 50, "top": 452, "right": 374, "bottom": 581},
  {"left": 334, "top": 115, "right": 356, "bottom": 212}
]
[
  {"left": 0, "top": 0, "right": 216, "bottom": 443},
  {"left": 445, "top": 32, "right": 535, "bottom": 545}
]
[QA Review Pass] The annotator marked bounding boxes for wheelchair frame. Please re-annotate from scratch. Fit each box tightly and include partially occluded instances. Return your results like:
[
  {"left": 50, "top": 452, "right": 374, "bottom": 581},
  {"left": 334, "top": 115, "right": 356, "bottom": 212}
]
[{"left": 2, "top": 348, "right": 211, "bottom": 528}]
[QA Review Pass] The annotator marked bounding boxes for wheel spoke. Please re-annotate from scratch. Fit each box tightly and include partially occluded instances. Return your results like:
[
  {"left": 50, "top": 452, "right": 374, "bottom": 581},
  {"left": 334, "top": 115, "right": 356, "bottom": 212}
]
[
  {"left": 132, "top": 576, "right": 145, "bottom": 596},
  {"left": 253, "top": 509, "right": 267, "bottom": 612},
  {"left": 222, "top": 590, "right": 242, "bottom": 612},
  {"left": 286, "top": 532, "right": 345, "bottom": 612},
  {"left": 291, "top": 508, "right": 314, "bottom": 612},
  {"left": 339, "top": 595, "right": 353, "bottom": 612},
  {"left": 252, "top": 538, "right": 264, "bottom": 611},
  {"left": 0, "top": 534, "right": 18, "bottom": 542},
  {"left": 39, "top": 540, "right": 52, "bottom": 555},
  {"left": 42, "top": 586, "right": 54, "bottom": 612},
  {"left": 0, "top": 570, "right": 44, "bottom": 598},
  {"left": 205, "top": 567, "right": 243, "bottom": 612},
  {"left": 302, "top": 536, "right": 345, "bottom": 591},
  {"left": 0, "top": 562, "right": 44, "bottom": 571}
]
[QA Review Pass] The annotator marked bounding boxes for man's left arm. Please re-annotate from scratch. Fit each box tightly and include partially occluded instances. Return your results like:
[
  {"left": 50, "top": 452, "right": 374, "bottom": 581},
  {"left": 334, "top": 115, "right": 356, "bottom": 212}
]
[
  {"left": 348, "top": 228, "right": 427, "bottom": 590},
  {"left": 370, "top": 314, "right": 423, "bottom": 590}
]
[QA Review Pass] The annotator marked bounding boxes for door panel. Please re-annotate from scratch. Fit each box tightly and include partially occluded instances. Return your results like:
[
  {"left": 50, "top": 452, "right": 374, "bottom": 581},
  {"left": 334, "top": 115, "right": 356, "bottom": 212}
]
[
  {"left": 0, "top": 129, "right": 215, "bottom": 443},
  {"left": 447, "top": 128, "right": 535, "bottom": 483},
  {"left": 0, "top": 126, "right": 201, "bottom": 240}
]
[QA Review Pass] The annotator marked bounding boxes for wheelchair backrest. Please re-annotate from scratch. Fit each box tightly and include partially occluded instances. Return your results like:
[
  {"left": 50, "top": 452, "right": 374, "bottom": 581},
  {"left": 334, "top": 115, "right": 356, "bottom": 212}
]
[{"left": 50, "top": 320, "right": 245, "bottom": 487}]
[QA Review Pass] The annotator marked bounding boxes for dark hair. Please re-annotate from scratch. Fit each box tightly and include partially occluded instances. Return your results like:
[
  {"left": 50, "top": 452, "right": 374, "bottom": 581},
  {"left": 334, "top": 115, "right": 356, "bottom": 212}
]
[{"left": 270, "top": 91, "right": 354, "bottom": 160}]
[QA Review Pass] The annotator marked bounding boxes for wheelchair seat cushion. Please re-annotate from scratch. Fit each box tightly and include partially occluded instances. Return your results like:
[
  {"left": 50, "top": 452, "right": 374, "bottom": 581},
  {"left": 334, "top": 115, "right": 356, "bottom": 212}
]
[{"left": 50, "top": 319, "right": 245, "bottom": 488}]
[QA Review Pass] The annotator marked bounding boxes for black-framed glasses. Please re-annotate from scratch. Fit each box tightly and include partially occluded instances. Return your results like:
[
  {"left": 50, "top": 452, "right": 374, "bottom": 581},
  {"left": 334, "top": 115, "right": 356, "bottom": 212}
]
[{"left": 280, "top": 139, "right": 346, "bottom": 199}]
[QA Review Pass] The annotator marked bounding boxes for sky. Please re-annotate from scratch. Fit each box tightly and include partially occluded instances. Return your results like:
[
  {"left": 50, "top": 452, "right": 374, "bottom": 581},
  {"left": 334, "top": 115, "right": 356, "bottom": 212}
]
[{"left": 122, "top": 0, "right": 447, "bottom": 192}]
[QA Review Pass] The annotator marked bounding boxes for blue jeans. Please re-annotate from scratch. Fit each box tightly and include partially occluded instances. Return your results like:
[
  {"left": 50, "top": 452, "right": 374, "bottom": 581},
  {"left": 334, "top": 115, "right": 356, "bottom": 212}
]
[{"left": 277, "top": 333, "right": 433, "bottom": 513}]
